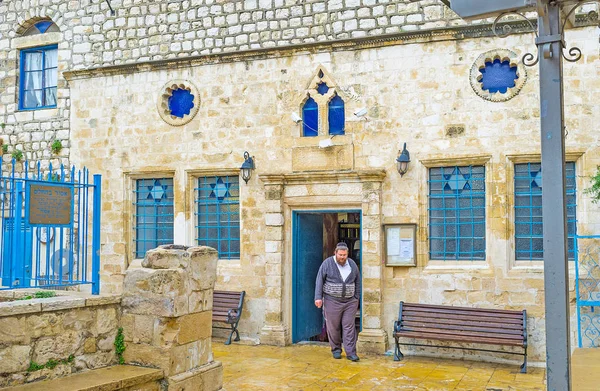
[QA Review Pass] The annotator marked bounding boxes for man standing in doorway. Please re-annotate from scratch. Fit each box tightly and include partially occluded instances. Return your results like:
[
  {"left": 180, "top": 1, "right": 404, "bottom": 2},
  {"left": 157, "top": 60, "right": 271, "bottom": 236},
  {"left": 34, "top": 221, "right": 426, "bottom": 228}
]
[{"left": 314, "top": 242, "right": 361, "bottom": 361}]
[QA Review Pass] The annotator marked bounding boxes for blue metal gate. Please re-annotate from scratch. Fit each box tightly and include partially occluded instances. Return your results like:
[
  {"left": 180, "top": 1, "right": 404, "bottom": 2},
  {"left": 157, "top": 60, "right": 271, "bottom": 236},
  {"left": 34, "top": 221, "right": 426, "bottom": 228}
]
[
  {"left": 0, "top": 160, "right": 101, "bottom": 294},
  {"left": 575, "top": 235, "right": 600, "bottom": 347}
]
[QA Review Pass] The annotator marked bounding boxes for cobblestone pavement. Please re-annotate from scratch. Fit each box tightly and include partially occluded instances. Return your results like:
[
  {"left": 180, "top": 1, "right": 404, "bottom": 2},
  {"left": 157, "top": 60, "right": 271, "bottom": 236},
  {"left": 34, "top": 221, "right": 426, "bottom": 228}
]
[{"left": 213, "top": 343, "right": 546, "bottom": 390}]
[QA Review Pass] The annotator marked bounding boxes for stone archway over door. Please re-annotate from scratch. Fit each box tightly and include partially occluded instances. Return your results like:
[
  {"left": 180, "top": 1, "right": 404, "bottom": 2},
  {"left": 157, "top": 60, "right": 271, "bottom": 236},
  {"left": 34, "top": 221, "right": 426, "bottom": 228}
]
[{"left": 258, "top": 170, "right": 389, "bottom": 354}]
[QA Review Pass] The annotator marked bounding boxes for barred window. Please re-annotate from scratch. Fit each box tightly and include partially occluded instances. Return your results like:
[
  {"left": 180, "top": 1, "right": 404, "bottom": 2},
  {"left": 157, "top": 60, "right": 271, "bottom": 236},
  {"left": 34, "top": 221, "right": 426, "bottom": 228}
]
[
  {"left": 133, "top": 178, "right": 174, "bottom": 259},
  {"left": 514, "top": 162, "right": 577, "bottom": 260},
  {"left": 428, "top": 166, "right": 486, "bottom": 261},
  {"left": 195, "top": 176, "right": 240, "bottom": 259}
]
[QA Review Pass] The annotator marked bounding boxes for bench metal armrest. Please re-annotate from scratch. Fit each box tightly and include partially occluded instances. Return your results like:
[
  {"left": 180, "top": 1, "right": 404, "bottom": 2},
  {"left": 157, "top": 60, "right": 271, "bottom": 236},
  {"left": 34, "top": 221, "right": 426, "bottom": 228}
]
[
  {"left": 227, "top": 309, "right": 239, "bottom": 324},
  {"left": 393, "top": 320, "right": 402, "bottom": 333}
]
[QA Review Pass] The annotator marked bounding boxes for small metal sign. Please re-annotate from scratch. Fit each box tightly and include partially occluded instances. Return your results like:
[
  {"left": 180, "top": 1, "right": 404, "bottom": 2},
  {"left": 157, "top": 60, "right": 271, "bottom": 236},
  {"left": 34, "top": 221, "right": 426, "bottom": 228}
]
[{"left": 26, "top": 183, "right": 74, "bottom": 226}]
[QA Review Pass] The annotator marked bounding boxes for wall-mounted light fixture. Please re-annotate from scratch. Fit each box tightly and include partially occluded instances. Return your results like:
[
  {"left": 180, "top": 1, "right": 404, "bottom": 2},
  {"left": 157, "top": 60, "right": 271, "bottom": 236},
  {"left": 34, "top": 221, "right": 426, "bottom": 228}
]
[
  {"left": 240, "top": 151, "right": 255, "bottom": 184},
  {"left": 291, "top": 112, "right": 302, "bottom": 123},
  {"left": 353, "top": 107, "right": 368, "bottom": 120},
  {"left": 396, "top": 143, "right": 410, "bottom": 177}
]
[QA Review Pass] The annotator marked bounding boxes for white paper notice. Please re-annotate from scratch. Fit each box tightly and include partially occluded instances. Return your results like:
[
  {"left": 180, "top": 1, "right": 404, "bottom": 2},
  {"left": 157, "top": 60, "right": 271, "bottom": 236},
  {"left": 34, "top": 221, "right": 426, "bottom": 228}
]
[
  {"left": 400, "top": 239, "right": 413, "bottom": 259},
  {"left": 387, "top": 228, "right": 401, "bottom": 256}
]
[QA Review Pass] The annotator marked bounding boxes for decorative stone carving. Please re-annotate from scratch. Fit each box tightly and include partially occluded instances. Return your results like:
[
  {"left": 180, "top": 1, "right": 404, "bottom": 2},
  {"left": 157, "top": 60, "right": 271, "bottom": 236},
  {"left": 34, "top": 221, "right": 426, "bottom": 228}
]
[{"left": 157, "top": 80, "right": 200, "bottom": 126}]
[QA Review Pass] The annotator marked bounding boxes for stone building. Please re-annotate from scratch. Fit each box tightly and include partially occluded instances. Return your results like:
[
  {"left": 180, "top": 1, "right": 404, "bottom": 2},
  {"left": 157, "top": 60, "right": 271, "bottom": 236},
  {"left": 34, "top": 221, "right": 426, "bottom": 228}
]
[{"left": 2, "top": 0, "right": 600, "bottom": 364}]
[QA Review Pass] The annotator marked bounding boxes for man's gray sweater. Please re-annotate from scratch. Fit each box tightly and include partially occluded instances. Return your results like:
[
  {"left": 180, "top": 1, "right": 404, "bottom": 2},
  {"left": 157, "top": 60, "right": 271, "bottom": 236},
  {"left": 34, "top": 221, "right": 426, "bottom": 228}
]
[{"left": 314, "top": 256, "right": 361, "bottom": 303}]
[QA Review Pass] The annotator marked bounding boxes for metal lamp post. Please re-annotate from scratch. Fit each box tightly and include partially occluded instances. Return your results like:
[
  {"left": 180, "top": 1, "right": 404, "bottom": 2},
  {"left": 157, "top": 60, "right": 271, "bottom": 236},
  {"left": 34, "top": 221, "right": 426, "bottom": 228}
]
[{"left": 439, "top": 1, "right": 597, "bottom": 389}]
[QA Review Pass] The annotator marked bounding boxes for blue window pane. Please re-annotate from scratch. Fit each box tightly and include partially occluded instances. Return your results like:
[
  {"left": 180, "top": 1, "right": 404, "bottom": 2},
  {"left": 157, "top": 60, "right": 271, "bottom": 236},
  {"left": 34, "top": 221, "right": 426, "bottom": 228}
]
[
  {"left": 479, "top": 58, "right": 518, "bottom": 94},
  {"left": 168, "top": 88, "right": 195, "bottom": 118},
  {"left": 428, "top": 166, "right": 486, "bottom": 261},
  {"left": 20, "top": 45, "right": 58, "bottom": 110},
  {"left": 317, "top": 82, "right": 329, "bottom": 95},
  {"left": 328, "top": 95, "right": 345, "bottom": 135},
  {"left": 133, "top": 178, "right": 174, "bottom": 259},
  {"left": 302, "top": 97, "right": 318, "bottom": 137},
  {"left": 195, "top": 176, "right": 240, "bottom": 259},
  {"left": 514, "top": 162, "right": 577, "bottom": 261},
  {"left": 35, "top": 21, "right": 53, "bottom": 34}
]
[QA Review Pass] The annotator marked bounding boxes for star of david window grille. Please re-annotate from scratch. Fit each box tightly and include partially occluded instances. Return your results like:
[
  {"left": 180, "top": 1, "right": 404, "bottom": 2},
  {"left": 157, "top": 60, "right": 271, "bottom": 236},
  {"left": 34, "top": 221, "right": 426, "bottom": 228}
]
[
  {"left": 133, "top": 178, "right": 174, "bottom": 259},
  {"left": 428, "top": 166, "right": 486, "bottom": 261},
  {"left": 514, "top": 162, "right": 577, "bottom": 261},
  {"left": 196, "top": 176, "right": 240, "bottom": 259}
]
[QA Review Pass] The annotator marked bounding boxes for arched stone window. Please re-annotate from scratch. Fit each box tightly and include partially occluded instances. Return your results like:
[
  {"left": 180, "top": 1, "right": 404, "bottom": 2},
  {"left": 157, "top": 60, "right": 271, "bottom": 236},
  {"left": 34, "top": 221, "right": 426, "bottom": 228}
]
[
  {"left": 19, "top": 20, "right": 60, "bottom": 110},
  {"left": 23, "top": 20, "right": 60, "bottom": 36}
]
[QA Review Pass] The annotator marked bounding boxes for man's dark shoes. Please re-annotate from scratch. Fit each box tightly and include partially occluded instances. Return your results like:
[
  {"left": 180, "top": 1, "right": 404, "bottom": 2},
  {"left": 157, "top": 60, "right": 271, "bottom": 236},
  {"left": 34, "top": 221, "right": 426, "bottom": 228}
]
[
  {"left": 347, "top": 355, "right": 360, "bottom": 362},
  {"left": 332, "top": 351, "right": 342, "bottom": 359}
]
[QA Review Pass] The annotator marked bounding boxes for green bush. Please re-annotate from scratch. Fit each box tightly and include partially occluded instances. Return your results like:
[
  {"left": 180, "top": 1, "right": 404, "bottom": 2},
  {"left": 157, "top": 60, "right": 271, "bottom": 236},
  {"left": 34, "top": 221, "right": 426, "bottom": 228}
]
[
  {"left": 17, "top": 291, "right": 57, "bottom": 301},
  {"left": 51, "top": 140, "right": 63, "bottom": 154},
  {"left": 11, "top": 150, "right": 23, "bottom": 161},
  {"left": 585, "top": 166, "right": 600, "bottom": 204}
]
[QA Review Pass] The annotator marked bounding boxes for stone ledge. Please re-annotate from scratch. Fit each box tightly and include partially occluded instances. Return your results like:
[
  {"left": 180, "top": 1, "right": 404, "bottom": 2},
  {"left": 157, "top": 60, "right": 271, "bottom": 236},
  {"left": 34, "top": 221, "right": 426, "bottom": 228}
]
[
  {"left": 1, "top": 365, "right": 163, "bottom": 391},
  {"left": 0, "top": 291, "right": 121, "bottom": 318}
]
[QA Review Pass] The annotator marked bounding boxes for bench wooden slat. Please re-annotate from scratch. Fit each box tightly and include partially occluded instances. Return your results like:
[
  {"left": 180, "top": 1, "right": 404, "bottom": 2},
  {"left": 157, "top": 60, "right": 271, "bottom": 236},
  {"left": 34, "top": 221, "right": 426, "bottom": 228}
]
[
  {"left": 397, "top": 326, "right": 524, "bottom": 342},
  {"left": 402, "top": 302, "right": 523, "bottom": 315},
  {"left": 401, "top": 311, "right": 523, "bottom": 325},
  {"left": 401, "top": 320, "right": 524, "bottom": 335},
  {"left": 403, "top": 306, "right": 524, "bottom": 320},
  {"left": 395, "top": 330, "right": 525, "bottom": 346},
  {"left": 401, "top": 315, "right": 524, "bottom": 330}
]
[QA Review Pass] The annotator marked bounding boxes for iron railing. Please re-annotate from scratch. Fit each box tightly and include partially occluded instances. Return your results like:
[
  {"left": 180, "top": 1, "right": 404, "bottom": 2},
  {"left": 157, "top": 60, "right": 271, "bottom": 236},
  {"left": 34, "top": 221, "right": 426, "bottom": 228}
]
[
  {"left": 575, "top": 235, "right": 600, "bottom": 347},
  {"left": 0, "top": 160, "right": 101, "bottom": 293}
]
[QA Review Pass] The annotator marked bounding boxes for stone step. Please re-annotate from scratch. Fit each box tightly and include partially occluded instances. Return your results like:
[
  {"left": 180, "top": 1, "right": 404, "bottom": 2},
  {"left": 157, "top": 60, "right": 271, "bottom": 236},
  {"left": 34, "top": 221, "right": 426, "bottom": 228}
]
[{"left": 2, "top": 365, "right": 163, "bottom": 391}]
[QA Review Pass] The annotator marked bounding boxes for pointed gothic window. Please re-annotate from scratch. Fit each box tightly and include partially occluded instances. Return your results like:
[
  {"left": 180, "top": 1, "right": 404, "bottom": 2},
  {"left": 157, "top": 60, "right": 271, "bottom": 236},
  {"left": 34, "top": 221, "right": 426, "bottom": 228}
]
[
  {"left": 302, "top": 97, "right": 319, "bottom": 137},
  {"left": 297, "top": 68, "right": 346, "bottom": 137},
  {"left": 328, "top": 94, "right": 345, "bottom": 135}
]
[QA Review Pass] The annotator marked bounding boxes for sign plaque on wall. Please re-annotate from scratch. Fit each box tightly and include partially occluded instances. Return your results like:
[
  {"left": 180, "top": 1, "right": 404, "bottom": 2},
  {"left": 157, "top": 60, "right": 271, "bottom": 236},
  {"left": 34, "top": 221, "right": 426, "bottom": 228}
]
[
  {"left": 26, "top": 183, "right": 74, "bottom": 226},
  {"left": 384, "top": 224, "right": 417, "bottom": 266}
]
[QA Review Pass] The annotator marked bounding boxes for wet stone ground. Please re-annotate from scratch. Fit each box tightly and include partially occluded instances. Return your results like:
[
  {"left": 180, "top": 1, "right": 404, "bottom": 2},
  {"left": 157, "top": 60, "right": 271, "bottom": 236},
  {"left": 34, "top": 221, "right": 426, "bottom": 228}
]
[{"left": 213, "top": 343, "right": 546, "bottom": 391}]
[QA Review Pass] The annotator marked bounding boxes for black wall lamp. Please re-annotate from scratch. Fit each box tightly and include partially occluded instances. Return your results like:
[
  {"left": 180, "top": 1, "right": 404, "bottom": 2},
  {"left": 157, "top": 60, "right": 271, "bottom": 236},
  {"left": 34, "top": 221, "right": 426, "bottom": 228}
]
[
  {"left": 396, "top": 143, "right": 410, "bottom": 177},
  {"left": 240, "top": 151, "right": 255, "bottom": 184}
]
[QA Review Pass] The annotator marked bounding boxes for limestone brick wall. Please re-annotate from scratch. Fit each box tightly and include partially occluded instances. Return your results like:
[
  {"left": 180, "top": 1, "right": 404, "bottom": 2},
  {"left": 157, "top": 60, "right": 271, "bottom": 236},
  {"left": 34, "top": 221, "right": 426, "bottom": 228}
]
[
  {"left": 0, "top": 292, "right": 121, "bottom": 388},
  {"left": 65, "top": 25, "right": 600, "bottom": 361},
  {"left": 0, "top": 0, "right": 483, "bottom": 173}
]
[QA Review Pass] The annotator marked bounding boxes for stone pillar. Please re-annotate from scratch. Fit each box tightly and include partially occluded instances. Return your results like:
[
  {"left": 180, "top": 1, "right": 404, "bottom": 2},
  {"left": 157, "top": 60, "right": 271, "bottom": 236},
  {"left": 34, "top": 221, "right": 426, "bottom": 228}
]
[
  {"left": 259, "top": 181, "right": 289, "bottom": 346},
  {"left": 357, "top": 179, "right": 388, "bottom": 354},
  {"left": 121, "top": 245, "right": 223, "bottom": 391}
]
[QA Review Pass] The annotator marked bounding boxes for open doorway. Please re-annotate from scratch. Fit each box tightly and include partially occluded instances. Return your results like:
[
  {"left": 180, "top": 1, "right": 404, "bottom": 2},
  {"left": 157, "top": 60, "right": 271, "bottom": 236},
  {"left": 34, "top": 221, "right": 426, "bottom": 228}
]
[{"left": 291, "top": 210, "right": 362, "bottom": 344}]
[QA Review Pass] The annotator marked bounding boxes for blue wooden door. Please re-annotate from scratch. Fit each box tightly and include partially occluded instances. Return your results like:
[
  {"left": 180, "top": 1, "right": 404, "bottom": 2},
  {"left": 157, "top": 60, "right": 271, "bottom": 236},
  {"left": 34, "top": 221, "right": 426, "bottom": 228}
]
[
  {"left": 293, "top": 212, "right": 324, "bottom": 343},
  {"left": 1, "top": 218, "right": 33, "bottom": 287}
]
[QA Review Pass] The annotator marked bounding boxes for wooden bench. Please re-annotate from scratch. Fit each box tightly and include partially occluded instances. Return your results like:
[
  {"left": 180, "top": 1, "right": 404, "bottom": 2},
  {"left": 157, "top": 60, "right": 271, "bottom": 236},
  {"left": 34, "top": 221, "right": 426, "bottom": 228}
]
[
  {"left": 393, "top": 302, "right": 528, "bottom": 373},
  {"left": 213, "top": 290, "right": 245, "bottom": 345}
]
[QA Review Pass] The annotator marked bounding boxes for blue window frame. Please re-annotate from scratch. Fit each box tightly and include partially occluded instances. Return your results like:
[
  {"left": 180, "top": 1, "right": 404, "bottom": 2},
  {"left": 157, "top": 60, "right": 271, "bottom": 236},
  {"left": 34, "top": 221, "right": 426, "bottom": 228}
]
[
  {"left": 328, "top": 95, "right": 345, "bottom": 135},
  {"left": 19, "top": 44, "right": 58, "bottom": 110},
  {"left": 428, "top": 166, "right": 486, "bottom": 260},
  {"left": 133, "top": 178, "right": 174, "bottom": 259},
  {"left": 514, "top": 162, "right": 577, "bottom": 260},
  {"left": 302, "top": 97, "right": 318, "bottom": 137},
  {"left": 195, "top": 176, "right": 240, "bottom": 259}
]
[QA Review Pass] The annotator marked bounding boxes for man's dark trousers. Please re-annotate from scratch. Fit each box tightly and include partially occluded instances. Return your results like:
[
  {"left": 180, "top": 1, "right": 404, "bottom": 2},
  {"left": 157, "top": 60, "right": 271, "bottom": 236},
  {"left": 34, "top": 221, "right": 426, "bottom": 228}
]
[{"left": 323, "top": 297, "right": 359, "bottom": 357}]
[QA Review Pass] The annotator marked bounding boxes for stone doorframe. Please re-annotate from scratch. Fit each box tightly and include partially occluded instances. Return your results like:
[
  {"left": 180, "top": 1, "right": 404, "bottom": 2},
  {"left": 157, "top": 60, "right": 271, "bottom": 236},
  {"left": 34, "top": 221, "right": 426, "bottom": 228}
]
[{"left": 258, "top": 170, "right": 389, "bottom": 354}]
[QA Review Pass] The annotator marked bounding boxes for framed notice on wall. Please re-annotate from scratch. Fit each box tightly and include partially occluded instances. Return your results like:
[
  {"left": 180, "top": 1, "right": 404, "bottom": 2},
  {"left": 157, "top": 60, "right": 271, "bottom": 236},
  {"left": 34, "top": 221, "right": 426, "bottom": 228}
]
[{"left": 384, "top": 224, "right": 417, "bottom": 266}]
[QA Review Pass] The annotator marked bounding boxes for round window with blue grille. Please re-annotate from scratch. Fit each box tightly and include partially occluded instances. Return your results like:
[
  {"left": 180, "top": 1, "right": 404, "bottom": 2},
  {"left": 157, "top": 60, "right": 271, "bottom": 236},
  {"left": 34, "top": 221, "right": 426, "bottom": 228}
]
[
  {"left": 469, "top": 49, "right": 527, "bottom": 102},
  {"left": 157, "top": 80, "right": 200, "bottom": 126}
]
